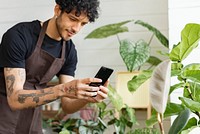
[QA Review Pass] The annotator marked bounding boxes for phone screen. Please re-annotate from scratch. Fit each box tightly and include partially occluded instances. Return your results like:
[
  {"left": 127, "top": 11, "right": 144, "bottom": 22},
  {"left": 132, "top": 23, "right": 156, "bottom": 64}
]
[{"left": 89, "top": 66, "right": 114, "bottom": 87}]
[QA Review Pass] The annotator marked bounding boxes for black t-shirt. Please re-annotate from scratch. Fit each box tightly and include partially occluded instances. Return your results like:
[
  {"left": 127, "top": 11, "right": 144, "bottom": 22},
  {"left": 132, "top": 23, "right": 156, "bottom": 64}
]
[{"left": 0, "top": 20, "right": 77, "bottom": 77}]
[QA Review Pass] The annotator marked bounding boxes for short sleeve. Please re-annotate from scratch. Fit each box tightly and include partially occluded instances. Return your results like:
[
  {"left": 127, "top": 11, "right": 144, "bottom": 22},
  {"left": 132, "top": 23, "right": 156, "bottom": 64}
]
[{"left": 0, "top": 29, "right": 27, "bottom": 68}]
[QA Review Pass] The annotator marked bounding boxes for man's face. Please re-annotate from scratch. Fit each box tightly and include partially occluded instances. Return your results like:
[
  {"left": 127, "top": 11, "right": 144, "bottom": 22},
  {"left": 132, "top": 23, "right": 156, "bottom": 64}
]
[{"left": 55, "top": 10, "right": 89, "bottom": 41}]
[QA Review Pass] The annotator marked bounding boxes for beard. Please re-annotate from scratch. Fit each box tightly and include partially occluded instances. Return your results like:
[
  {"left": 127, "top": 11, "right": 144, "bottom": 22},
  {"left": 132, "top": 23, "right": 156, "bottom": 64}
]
[{"left": 55, "top": 17, "right": 71, "bottom": 41}]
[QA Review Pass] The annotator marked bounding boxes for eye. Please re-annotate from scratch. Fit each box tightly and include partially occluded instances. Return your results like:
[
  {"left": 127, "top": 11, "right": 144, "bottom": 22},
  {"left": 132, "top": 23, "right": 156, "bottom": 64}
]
[{"left": 81, "top": 22, "right": 88, "bottom": 26}]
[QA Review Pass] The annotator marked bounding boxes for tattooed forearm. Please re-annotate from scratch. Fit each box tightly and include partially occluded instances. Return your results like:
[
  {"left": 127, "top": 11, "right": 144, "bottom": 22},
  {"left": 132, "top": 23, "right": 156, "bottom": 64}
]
[
  {"left": 5, "top": 75, "right": 15, "bottom": 97},
  {"left": 18, "top": 89, "right": 55, "bottom": 105}
]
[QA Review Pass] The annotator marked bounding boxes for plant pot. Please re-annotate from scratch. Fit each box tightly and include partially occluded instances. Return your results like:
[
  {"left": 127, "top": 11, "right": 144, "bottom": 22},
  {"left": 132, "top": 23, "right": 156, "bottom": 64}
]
[{"left": 116, "top": 71, "right": 151, "bottom": 119}]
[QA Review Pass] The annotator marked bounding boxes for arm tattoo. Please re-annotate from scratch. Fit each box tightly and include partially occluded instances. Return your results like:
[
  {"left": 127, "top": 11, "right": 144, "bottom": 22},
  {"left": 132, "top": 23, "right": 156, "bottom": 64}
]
[
  {"left": 18, "top": 70, "right": 25, "bottom": 81},
  {"left": 18, "top": 88, "right": 56, "bottom": 106},
  {"left": 5, "top": 75, "right": 15, "bottom": 97},
  {"left": 66, "top": 86, "right": 77, "bottom": 95}
]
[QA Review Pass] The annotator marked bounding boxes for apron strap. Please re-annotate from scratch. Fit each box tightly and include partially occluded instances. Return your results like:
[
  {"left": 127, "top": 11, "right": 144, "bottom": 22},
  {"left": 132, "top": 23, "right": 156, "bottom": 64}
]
[
  {"left": 36, "top": 19, "right": 66, "bottom": 59},
  {"left": 61, "top": 40, "right": 66, "bottom": 58},
  {"left": 36, "top": 20, "right": 49, "bottom": 48}
]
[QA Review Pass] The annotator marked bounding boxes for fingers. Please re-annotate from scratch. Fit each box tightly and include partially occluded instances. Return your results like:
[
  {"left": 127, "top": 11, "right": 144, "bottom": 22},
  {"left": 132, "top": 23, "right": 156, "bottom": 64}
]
[
  {"left": 81, "top": 91, "right": 98, "bottom": 98},
  {"left": 82, "top": 78, "right": 102, "bottom": 84},
  {"left": 76, "top": 87, "right": 99, "bottom": 99},
  {"left": 98, "top": 86, "right": 108, "bottom": 98},
  {"left": 64, "top": 78, "right": 109, "bottom": 101}
]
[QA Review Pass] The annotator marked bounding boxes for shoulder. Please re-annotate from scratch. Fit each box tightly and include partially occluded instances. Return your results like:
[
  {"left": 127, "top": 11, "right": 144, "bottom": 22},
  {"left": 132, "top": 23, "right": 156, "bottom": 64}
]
[
  {"left": 0, "top": 20, "right": 41, "bottom": 68},
  {"left": 5, "top": 20, "right": 41, "bottom": 39}
]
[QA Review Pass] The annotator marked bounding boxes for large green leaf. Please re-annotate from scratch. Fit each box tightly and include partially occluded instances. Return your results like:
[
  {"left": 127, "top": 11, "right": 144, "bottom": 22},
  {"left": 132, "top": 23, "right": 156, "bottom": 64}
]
[
  {"left": 108, "top": 84, "right": 124, "bottom": 111},
  {"left": 123, "top": 105, "right": 137, "bottom": 126},
  {"left": 168, "top": 108, "right": 190, "bottom": 134},
  {"left": 146, "top": 103, "right": 185, "bottom": 127},
  {"left": 170, "top": 23, "right": 200, "bottom": 62},
  {"left": 171, "top": 62, "right": 183, "bottom": 77},
  {"left": 120, "top": 39, "right": 150, "bottom": 71},
  {"left": 182, "top": 63, "right": 200, "bottom": 83},
  {"left": 186, "top": 82, "right": 200, "bottom": 102},
  {"left": 169, "top": 83, "right": 185, "bottom": 94},
  {"left": 85, "top": 20, "right": 132, "bottom": 39},
  {"left": 181, "top": 117, "right": 198, "bottom": 133},
  {"left": 146, "top": 56, "right": 162, "bottom": 67},
  {"left": 127, "top": 70, "right": 152, "bottom": 92},
  {"left": 179, "top": 97, "right": 200, "bottom": 111},
  {"left": 135, "top": 20, "right": 169, "bottom": 48}
]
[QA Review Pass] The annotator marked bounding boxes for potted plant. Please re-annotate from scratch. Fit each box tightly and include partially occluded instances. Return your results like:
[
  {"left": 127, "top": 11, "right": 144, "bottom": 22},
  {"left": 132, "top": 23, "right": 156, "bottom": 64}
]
[
  {"left": 43, "top": 20, "right": 169, "bottom": 134},
  {"left": 85, "top": 19, "right": 168, "bottom": 119}
]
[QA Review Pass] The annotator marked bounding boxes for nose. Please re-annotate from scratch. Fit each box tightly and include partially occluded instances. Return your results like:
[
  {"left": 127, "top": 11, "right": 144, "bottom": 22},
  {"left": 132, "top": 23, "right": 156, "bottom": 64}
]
[{"left": 71, "top": 22, "right": 82, "bottom": 33}]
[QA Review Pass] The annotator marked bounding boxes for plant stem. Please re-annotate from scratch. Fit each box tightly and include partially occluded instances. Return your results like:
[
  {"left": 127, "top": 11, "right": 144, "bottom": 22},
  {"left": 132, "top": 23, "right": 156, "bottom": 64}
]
[
  {"left": 148, "top": 34, "right": 154, "bottom": 45},
  {"left": 116, "top": 35, "right": 121, "bottom": 44},
  {"left": 186, "top": 84, "right": 200, "bottom": 118},
  {"left": 157, "top": 113, "right": 165, "bottom": 134}
]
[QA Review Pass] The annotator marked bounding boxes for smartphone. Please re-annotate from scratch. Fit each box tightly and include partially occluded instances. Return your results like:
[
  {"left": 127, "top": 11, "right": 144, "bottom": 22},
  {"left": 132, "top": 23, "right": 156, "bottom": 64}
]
[
  {"left": 89, "top": 66, "right": 114, "bottom": 87},
  {"left": 89, "top": 66, "right": 114, "bottom": 97}
]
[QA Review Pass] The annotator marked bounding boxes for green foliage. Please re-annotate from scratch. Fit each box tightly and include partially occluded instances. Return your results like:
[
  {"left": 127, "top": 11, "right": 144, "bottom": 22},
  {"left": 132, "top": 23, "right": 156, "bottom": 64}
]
[
  {"left": 145, "top": 23, "right": 200, "bottom": 133},
  {"left": 127, "top": 128, "right": 160, "bottom": 134},
  {"left": 168, "top": 108, "right": 190, "bottom": 134},
  {"left": 169, "top": 24, "right": 200, "bottom": 62},
  {"left": 85, "top": 20, "right": 168, "bottom": 72},
  {"left": 128, "top": 23, "right": 200, "bottom": 133},
  {"left": 44, "top": 113, "right": 107, "bottom": 134},
  {"left": 107, "top": 84, "right": 124, "bottom": 111},
  {"left": 107, "top": 105, "right": 138, "bottom": 134},
  {"left": 127, "top": 70, "right": 152, "bottom": 92},
  {"left": 134, "top": 20, "right": 169, "bottom": 48},
  {"left": 120, "top": 39, "right": 150, "bottom": 71},
  {"left": 85, "top": 20, "right": 131, "bottom": 39}
]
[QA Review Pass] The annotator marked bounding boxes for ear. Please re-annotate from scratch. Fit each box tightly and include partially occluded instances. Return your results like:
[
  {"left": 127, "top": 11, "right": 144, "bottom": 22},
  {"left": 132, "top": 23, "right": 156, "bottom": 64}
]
[{"left": 54, "top": 4, "right": 61, "bottom": 17}]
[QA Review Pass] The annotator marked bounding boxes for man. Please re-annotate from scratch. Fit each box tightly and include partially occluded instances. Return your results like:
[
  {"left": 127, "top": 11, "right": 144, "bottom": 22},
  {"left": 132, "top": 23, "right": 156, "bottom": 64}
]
[{"left": 0, "top": 0, "right": 108, "bottom": 133}]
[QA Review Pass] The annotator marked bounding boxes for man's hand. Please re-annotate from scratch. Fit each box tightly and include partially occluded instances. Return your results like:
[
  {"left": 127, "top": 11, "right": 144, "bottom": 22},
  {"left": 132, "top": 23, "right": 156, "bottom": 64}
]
[
  {"left": 63, "top": 78, "right": 101, "bottom": 99},
  {"left": 85, "top": 80, "right": 109, "bottom": 103},
  {"left": 63, "top": 78, "right": 109, "bottom": 103}
]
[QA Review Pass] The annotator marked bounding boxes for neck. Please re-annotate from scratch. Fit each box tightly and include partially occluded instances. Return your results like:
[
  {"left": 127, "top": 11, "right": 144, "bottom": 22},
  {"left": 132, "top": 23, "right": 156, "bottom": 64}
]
[{"left": 45, "top": 18, "right": 62, "bottom": 41}]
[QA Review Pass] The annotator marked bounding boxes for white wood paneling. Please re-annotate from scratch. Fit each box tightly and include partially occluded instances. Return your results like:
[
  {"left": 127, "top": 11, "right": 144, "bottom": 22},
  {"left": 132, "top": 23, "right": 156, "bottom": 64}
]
[{"left": 75, "top": 0, "right": 168, "bottom": 84}]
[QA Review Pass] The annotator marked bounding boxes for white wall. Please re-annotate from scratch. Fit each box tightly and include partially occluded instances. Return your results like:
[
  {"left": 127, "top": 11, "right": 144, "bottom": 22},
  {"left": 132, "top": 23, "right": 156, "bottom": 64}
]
[
  {"left": 0, "top": 0, "right": 168, "bottom": 87},
  {"left": 0, "top": 0, "right": 55, "bottom": 39},
  {"left": 73, "top": 0, "right": 169, "bottom": 87}
]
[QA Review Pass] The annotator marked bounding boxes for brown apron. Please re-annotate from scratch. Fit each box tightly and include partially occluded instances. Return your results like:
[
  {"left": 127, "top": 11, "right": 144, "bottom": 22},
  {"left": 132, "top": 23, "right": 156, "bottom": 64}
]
[{"left": 0, "top": 20, "right": 66, "bottom": 134}]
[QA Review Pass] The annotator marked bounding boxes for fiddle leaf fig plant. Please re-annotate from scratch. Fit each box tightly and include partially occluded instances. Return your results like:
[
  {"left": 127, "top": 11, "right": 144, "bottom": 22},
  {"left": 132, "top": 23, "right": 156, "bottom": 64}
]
[
  {"left": 141, "top": 23, "right": 200, "bottom": 134},
  {"left": 85, "top": 20, "right": 168, "bottom": 72}
]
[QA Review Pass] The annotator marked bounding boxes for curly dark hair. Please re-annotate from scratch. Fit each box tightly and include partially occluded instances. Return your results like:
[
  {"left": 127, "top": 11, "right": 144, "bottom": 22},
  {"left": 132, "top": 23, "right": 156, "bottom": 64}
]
[{"left": 55, "top": 0, "right": 100, "bottom": 22}]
